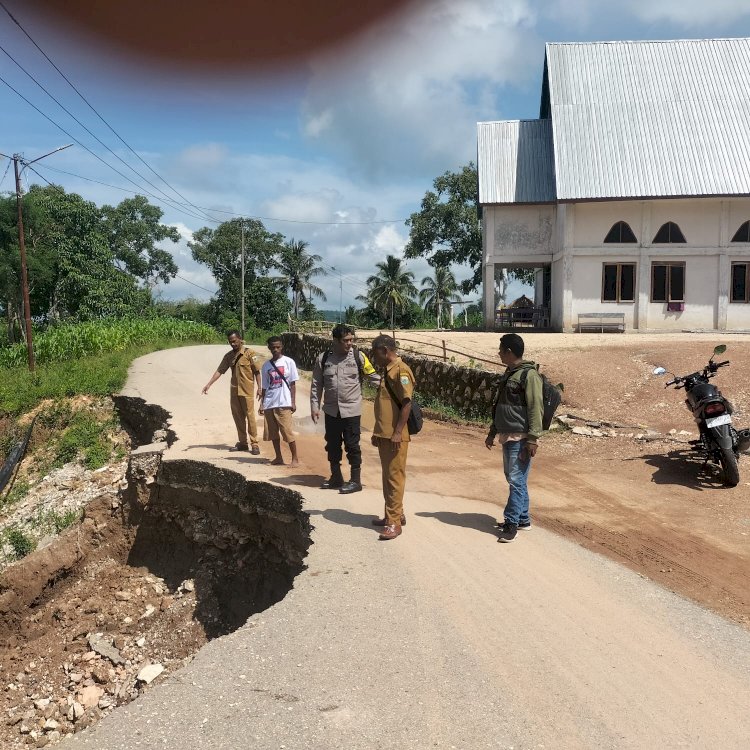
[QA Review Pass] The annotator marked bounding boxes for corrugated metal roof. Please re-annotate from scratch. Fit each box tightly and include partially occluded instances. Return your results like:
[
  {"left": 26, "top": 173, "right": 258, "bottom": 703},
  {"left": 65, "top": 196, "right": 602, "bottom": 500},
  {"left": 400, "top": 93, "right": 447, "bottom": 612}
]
[
  {"left": 545, "top": 39, "right": 750, "bottom": 200},
  {"left": 477, "top": 119, "right": 556, "bottom": 204}
]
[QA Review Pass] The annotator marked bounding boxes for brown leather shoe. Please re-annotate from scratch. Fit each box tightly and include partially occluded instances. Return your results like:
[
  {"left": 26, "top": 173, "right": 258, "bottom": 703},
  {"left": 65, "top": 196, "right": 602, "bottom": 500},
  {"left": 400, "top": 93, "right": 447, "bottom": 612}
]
[
  {"left": 372, "top": 515, "right": 406, "bottom": 527},
  {"left": 378, "top": 524, "right": 402, "bottom": 540},
  {"left": 250, "top": 445, "right": 260, "bottom": 455}
]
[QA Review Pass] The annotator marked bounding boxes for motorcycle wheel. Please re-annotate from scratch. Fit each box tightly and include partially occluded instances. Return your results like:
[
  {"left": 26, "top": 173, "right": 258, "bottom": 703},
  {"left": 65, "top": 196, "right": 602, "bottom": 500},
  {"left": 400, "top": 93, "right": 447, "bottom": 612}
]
[{"left": 719, "top": 446, "right": 740, "bottom": 487}]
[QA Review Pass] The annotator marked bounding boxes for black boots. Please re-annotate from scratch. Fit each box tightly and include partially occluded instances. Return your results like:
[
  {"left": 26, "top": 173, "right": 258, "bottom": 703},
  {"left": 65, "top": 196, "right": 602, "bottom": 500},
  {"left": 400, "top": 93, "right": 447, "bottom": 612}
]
[
  {"left": 321, "top": 465, "right": 344, "bottom": 490},
  {"left": 339, "top": 466, "right": 362, "bottom": 495}
]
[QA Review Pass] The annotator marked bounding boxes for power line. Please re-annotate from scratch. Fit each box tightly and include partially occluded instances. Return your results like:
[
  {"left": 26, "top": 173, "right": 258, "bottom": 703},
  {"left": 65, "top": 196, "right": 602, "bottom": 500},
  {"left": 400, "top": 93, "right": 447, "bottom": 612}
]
[
  {"left": 0, "top": 41, "right": 218, "bottom": 224},
  {"left": 0, "top": 156, "right": 11, "bottom": 189},
  {"left": 0, "top": 72, "right": 213, "bottom": 224},
  {"left": 34, "top": 163, "right": 405, "bottom": 227},
  {"left": 0, "top": 0, "right": 220, "bottom": 225},
  {"left": 173, "top": 274, "right": 217, "bottom": 294}
]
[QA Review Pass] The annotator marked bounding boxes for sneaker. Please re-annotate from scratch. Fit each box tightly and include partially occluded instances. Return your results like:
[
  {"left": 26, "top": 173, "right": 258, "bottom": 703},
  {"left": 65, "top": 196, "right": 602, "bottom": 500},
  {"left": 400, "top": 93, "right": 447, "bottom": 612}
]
[
  {"left": 250, "top": 445, "right": 260, "bottom": 455},
  {"left": 496, "top": 519, "right": 531, "bottom": 530},
  {"left": 497, "top": 522, "right": 518, "bottom": 543}
]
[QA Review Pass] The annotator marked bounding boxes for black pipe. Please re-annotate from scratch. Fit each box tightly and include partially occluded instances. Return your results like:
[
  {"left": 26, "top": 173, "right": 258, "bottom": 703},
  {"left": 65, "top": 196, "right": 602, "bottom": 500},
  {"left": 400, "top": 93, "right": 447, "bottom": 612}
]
[{"left": 0, "top": 417, "right": 35, "bottom": 495}]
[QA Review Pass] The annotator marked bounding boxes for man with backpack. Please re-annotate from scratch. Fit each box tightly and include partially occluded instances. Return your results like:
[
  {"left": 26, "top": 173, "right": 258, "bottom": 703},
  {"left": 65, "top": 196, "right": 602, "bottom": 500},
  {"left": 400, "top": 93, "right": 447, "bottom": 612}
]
[
  {"left": 486, "top": 333, "right": 544, "bottom": 543},
  {"left": 310, "top": 324, "right": 380, "bottom": 494}
]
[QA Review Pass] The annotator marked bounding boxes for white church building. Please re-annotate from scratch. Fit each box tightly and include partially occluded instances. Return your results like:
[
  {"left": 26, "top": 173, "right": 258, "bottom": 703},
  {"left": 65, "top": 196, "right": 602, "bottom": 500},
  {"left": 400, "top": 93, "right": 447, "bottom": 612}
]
[{"left": 478, "top": 38, "right": 750, "bottom": 332}]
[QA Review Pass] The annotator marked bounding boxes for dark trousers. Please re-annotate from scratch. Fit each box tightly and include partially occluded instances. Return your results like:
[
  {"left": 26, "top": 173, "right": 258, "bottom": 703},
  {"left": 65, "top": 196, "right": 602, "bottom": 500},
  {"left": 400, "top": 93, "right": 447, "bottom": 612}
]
[{"left": 324, "top": 413, "right": 361, "bottom": 468}]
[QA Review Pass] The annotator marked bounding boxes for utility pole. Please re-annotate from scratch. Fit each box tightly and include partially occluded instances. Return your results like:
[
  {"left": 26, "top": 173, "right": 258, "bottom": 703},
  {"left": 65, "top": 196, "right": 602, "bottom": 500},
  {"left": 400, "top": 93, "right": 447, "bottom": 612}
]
[
  {"left": 240, "top": 221, "right": 245, "bottom": 338},
  {"left": 13, "top": 156, "right": 34, "bottom": 372},
  {"left": 331, "top": 266, "right": 342, "bottom": 322},
  {"left": 1, "top": 145, "right": 72, "bottom": 372}
]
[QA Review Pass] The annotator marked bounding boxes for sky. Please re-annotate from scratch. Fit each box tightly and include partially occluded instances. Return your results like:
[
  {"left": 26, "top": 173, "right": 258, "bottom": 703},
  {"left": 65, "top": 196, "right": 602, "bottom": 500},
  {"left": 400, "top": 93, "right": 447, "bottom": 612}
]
[{"left": 2, "top": 0, "right": 750, "bottom": 315}]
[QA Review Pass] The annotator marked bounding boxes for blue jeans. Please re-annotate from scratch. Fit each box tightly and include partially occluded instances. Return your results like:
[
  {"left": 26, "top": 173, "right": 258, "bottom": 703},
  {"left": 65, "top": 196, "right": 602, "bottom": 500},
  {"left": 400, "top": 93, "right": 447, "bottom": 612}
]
[{"left": 502, "top": 440, "right": 532, "bottom": 526}]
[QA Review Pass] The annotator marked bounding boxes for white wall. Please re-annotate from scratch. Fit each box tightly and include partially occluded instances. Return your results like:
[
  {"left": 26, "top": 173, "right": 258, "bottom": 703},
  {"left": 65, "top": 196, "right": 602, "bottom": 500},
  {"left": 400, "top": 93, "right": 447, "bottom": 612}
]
[
  {"left": 483, "top": 197, "right": 750, "bottom": 330},
  {"left": 569, "top": 257, "right": 639, "bottom": 329},
  {"left": 486, "top": 204, "right": 556, "bottom": 261}
]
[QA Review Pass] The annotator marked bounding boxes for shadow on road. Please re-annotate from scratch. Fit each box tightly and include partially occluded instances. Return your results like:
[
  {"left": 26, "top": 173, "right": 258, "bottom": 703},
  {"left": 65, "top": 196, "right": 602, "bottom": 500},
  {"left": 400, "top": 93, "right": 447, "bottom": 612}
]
[
  {"left": 307, "top": 508, "right": 375, "bottom": 529},
  {"left": 271, "top": 474, "right": 325, "bottom": 488},
  {"left": 631, "top": 449, "right": 725, "bottom": 491},
  {"left": 415, "top": 511, "right": 497, "bottom": 535}
]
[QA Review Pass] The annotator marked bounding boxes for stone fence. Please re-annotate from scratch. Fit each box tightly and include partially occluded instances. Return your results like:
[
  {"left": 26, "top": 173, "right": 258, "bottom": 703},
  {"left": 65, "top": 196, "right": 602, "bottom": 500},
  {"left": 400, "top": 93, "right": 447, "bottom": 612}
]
[{"left": 281, "top": 332, "right": 501, "bottom": 417}]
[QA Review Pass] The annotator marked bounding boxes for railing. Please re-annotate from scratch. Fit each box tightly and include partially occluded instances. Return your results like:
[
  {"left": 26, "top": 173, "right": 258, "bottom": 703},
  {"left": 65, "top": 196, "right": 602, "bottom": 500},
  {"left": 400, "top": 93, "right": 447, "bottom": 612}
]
[{"left": 355, "top": 330, "right": 501, "bottom": 369}]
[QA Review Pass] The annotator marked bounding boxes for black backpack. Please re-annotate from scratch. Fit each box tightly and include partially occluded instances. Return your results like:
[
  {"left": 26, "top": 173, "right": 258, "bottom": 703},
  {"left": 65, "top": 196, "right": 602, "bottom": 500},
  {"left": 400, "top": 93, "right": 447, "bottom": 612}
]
[
  {"left": 519, "top": 366, "right": 563, "bottom": 431},
  {"left": 491, "top": 365, "right": 563, "bottom": 432}
]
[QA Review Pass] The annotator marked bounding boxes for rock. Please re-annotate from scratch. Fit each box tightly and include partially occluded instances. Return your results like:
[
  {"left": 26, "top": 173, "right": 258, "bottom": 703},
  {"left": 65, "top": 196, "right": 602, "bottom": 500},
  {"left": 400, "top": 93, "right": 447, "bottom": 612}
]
[
  {"left": 114, "top": 591, "right": 132, "bottom": 602},
  {"left": 139, "top": 605, "right": 156, "bottom": 620},
  {"left": 180, "top": 579, "right": 195, "bottom": 593},
  {"left": 98, "top": 696, "right": 114, "bottom": 710},
  {"left": 47, "top": 731, "right": 61, "bottom": 742},
  {"left": 669, "top": 428, "right": 677, "bottom": 435},
  {"left": 68, "top": 673, "right": 83, "bottom": 684},
  {"left": 136, "top": 664, "right": 164, "bottom": 684},
  {"left": 42, "top": 718, "right": 59, "bottom": 731},
  {"left": 88, "top": 635, "right": 124, "bottom": 666},
  {"left": 135, "top": 637, "right": 146, "bottom": 648},
  {"left": 19, "top": 722, "right": 32, "bottom": 734},
  {"left": 77, "top": 685, "right": 104, "bottom": 709},
  {"left": 571, "top": 426, "right": 604, "bottom": 437},
  {"left": 35, "top": 737, "right": 49, "bottom": 748},
  {"left": 33, "top": 699, "right": 50, "bottom": 710},
  {"left": 72, "top": 702, "right": 84, "bottom": 721}
]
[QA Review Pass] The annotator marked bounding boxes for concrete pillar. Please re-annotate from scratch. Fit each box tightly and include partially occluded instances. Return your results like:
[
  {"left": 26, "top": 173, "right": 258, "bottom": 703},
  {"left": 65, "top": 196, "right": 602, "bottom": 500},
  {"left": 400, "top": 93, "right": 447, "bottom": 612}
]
[
  {"left": 718, "top": 252, "right": 729, "bottom": 330},
  {"left": 718, "top": 201, "right": 730, "bottom": 330},
  {"left": 561, "top": 205, "right": 575, "bottom": 331},
  {"left": 483, "top": 261, "right": 495, "bottom": 328}
]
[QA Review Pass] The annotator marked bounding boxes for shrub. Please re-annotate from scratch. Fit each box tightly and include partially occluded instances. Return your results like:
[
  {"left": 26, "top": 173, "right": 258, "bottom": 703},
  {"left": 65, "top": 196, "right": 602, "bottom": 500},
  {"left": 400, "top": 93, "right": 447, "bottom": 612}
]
[{"left": 5, "top": 527, "right": 36, "bottom": 559}]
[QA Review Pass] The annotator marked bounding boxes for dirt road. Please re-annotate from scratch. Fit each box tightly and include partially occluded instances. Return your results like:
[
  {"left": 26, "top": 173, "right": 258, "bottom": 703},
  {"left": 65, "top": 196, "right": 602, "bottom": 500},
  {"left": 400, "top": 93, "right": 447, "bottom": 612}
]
[{"left": 66, "top": 345, "right": 750, "bottom": 749}]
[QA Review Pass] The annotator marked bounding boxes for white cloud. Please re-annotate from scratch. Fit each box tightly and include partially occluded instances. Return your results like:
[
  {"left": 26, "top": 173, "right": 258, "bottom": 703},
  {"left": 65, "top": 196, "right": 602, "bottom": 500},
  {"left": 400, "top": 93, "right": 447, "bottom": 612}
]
[
  {"left": 546, "top": 0, "right": 750, "bottom": 29},
  {"left": 301, "top": 0, "right": 540, "bottom": 178}
]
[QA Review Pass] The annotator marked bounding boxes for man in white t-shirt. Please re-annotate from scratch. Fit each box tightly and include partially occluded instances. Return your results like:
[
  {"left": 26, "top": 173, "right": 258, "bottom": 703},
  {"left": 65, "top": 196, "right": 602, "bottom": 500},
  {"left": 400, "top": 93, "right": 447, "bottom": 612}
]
[{"left": 259, "top": 336, "right": 300, "bottom": 467}]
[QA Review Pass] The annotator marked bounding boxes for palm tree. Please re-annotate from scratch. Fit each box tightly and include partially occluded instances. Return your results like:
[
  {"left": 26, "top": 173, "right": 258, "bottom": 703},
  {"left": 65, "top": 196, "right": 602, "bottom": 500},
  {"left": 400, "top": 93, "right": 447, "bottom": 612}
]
[
  {"left": 419, "top": 265, "right": 460, "bottom": 328},
  {"left": 364, "top": 255, "right": 417, "bottom": 328},
  {"left": 273, "top": 239, "right": 326, "bottom": 318}
]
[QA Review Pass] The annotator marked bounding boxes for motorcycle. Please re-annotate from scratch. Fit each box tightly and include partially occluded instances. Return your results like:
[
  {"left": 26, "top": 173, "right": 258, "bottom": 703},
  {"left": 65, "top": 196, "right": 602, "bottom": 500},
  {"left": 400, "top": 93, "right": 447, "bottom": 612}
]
[{"left": 653, "top": 345, "right": 750, "bottom": 487}]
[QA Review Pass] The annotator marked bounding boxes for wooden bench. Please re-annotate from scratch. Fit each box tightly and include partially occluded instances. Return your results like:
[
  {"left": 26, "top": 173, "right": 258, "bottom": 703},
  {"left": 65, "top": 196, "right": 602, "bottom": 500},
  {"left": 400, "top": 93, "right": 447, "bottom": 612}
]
[{"left": 577, "top": 312, "right": 626, "bottom": 333}]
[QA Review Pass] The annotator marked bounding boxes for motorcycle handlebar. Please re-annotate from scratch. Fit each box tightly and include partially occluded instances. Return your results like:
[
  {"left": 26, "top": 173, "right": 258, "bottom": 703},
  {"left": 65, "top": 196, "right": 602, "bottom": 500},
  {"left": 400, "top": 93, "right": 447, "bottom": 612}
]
[{"left": 715, "top": 360, "right": 730, "bottom": 367}]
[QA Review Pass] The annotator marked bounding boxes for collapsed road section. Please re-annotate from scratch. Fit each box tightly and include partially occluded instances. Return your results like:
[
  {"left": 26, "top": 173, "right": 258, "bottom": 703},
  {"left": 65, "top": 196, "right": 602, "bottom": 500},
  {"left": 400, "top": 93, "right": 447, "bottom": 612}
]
[{"left": 0, "top": 400, "right": 311, "bottom": 749}]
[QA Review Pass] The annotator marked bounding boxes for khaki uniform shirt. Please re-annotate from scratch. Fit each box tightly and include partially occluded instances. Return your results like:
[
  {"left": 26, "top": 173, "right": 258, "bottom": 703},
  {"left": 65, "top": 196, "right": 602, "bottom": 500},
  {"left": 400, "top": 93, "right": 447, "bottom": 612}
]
[
  {"left": 373, "top": 356, "right": 415, "bottom": 442},
  {"left": 217, "top": 347, "right": 262, "bottom": 397},
  {"left": 310, "top": 348, "right": 380, "bottom": 418}
]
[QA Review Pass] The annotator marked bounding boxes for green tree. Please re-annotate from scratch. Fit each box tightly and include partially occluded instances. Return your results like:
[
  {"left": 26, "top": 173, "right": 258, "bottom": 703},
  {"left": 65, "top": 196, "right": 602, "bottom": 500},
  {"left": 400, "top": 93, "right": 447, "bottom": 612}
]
[
  {"left": 418, "top": 265, "right": 461, "bottom": 328},
  {"left": 100, "top": 195, "right": 180, "bottom": 287},
  {"left": 22, "top": 184, "right": 149, "bottom": 321},
  {"left": 189, "top": 218, "right": 286, "bottom": 328},
  {"left": 405, "top": 162, "right": 534, "bottom": 294},
  {"left": 273, "top": 239, "right": 327, "bottom": 319},
  {"left": 361, "top": 255, "right": 417, "bottom": 328}
]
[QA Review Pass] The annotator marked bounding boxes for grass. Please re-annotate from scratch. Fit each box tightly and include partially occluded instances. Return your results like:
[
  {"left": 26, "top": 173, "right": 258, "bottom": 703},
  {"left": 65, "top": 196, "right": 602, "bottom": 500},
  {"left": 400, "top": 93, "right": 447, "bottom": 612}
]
[
  {"left": 53, "top": 411, "right": 116, "bottom": 470},
  {"left": 0, "top": 337, "right": 214, "bottom": 416},
  {"left": 1, "top": 479, "right": 30, "bottom": 509},
  {"left": 4, "top": 527, "right": 36, "bottom": 559},
  {"left": 0, "top": 317, "right": 218, "bottom": 369}
]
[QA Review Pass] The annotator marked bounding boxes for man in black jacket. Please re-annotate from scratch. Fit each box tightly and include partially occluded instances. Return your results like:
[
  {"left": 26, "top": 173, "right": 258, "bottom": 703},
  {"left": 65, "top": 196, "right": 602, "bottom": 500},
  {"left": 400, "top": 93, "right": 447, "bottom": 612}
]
[{"left": 486, "top": 333, "right": 544, "bottom": 543}]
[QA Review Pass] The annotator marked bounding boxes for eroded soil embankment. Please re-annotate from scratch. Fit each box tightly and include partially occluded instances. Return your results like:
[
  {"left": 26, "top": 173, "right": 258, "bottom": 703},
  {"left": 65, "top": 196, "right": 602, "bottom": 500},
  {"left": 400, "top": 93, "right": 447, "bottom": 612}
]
[{"left": 0, "top": 448, "right": 311, "bottom": 748}]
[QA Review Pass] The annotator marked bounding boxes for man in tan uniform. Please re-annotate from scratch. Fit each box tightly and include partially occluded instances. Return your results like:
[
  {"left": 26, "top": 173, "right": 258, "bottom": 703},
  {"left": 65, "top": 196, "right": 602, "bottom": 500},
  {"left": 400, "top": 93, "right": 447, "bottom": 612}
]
[
  {"left": 369, "top": 334, "right": 415, "bottom": 541},
  {"left": 201, "top": 330, "right": 262, "bottom": 454}
]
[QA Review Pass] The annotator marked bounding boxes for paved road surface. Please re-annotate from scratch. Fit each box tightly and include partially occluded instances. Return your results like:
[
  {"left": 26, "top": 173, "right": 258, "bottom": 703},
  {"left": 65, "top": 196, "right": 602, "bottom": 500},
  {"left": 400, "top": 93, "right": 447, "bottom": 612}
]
[{"left": 66, "top": 346, "right": 750, "bottom": 749}]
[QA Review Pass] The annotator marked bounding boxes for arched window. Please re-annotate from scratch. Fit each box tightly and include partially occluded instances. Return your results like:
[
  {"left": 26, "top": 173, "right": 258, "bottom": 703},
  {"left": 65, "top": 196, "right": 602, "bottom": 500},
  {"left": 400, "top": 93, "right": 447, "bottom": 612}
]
[
  {"left": 731, "top": 221, "right": 750, "bottom": 243},
  {"left": 604, "top": 221, "right": 638, "bottom": 243},
  {"left": 653, "top": 222, "right": 686, "bottom": 243}
]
